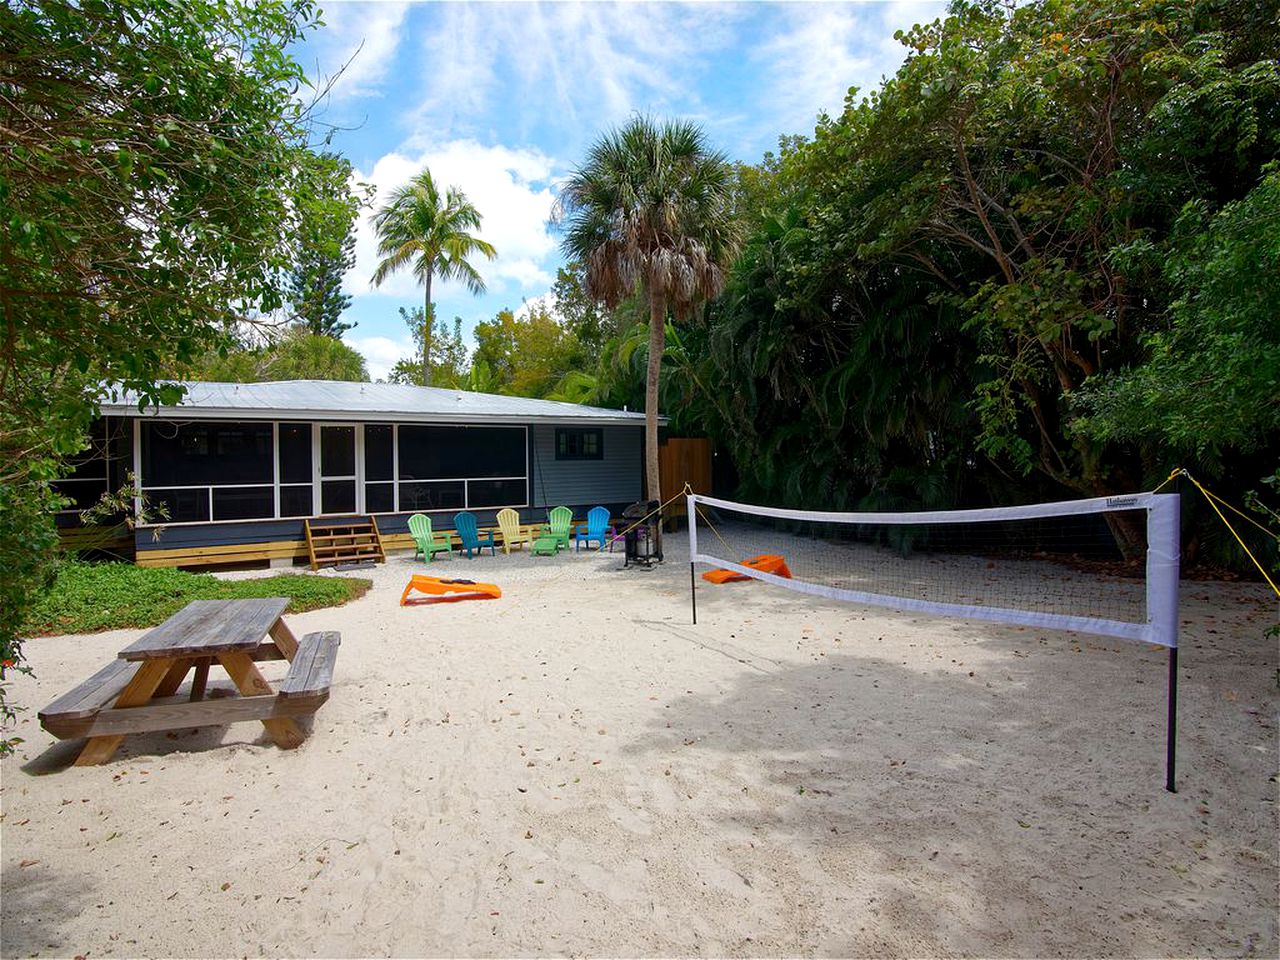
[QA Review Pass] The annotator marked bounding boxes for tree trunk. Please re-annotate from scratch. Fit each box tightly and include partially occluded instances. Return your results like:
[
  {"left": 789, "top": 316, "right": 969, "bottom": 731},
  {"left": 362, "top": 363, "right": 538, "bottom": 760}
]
[
  {"left": 645, "top": 295, "right": 666, "bottom": 505},
  {"left": 422, "top": 270, "right": 433, "bottom": 387}
]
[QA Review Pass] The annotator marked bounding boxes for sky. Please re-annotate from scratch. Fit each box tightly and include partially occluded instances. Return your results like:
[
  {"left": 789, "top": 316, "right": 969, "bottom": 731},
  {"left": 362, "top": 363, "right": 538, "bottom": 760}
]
[{"left": 291, "top": 0, "right": 948, "bottom": 380}]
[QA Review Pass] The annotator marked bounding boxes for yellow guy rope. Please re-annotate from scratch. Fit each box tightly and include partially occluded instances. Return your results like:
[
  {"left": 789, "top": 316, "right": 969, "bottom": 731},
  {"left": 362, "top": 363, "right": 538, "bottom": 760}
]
[{"left": 1161, "top": 467, "right": 1279, "bottom": 598}]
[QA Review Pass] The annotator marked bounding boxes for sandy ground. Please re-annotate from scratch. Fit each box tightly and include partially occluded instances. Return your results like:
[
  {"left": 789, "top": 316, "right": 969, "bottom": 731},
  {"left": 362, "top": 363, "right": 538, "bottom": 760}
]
[{"left": 1, "top": 531, "right": 1276, "bottom": 959}]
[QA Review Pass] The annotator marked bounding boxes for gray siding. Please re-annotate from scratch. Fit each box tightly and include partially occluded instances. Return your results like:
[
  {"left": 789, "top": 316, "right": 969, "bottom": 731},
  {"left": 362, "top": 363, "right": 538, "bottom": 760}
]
[{"left": 529, "top": 424, "right": 641, "bottom": 509}]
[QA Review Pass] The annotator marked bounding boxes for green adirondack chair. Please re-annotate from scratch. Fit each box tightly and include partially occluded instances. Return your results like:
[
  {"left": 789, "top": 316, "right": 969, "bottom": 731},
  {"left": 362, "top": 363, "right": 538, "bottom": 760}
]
[
  {"left": 543, "top": 505, "right": 573, "bottom": 551},
  {"left": 408, "top": 513, "right": 451, "bottom": 561}
]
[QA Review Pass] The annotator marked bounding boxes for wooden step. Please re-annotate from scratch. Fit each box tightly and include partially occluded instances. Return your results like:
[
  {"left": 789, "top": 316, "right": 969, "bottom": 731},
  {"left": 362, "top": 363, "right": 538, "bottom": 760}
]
[{"left": 305, "top": 516, "right": 386, "bottom": 571}]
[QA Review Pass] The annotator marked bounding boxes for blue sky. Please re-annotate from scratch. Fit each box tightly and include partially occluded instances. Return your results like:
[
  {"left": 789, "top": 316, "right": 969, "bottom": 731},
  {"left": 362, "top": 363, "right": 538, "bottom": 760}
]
[{"left": 292, "top": 0, "right": 947, "bottom": 379}]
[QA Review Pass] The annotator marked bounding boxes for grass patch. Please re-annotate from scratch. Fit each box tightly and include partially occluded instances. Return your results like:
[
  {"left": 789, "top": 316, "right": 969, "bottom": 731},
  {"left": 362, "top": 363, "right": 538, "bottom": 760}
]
[{"left": 21, "top": 560, "right": 372, "bottom": 637}]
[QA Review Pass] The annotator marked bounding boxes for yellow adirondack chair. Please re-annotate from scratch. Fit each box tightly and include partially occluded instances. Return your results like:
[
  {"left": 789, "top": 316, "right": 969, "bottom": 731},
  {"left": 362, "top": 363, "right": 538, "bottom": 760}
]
[{"left": 496, "top": 508, "right": 528, "bottom": 554}]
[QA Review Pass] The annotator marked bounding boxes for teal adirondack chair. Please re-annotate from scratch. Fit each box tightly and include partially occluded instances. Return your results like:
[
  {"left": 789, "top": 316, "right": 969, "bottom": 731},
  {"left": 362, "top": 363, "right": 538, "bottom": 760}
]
[
  {"left": 543, "top": 505, "right": 573, "bottom": 551},
  {"left": 454, "top": 511, "right": 496, "bottom": 558},
  {"left": 574, "top": 506, "right": 611, "bottom": 551},
  {"left": 408, "top": 514, "right": 451, "bottom": 561}
]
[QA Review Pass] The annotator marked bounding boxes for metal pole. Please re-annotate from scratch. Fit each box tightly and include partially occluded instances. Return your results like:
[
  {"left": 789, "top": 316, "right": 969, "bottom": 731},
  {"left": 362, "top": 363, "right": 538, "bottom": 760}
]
[
  {"left": 1166, "top": 646, "right": 1178, "bottom": 793},
  {"left": 690, "top": 562, "right": 697, "bottom": 625}
]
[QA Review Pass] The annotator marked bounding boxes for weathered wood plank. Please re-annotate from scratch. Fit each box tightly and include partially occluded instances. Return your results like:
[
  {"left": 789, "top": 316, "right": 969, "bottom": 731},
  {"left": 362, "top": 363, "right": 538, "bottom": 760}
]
[
  {"left": 268, "top": 619, "right": 299, "bottom": 661},
  {"left": 278, "top": 631, "right": 340, "bottom": 699},
  {"left": 39, "top": 660, "right": 141, "bottom": 722},
  {"left": 120, "top": 598, "right": 289, "bottom": 660},
  {"left": 73, "top": 659, "right": 172, "bottom": 766},
  {"left": 217, "top": 652, "right": 305, "bottom": 749},
  {"left": 153, "top": 659, "right": 192, "bottom": 698},
  {"left": 44, "top": 691, "right": 329, "bottom": 739}
]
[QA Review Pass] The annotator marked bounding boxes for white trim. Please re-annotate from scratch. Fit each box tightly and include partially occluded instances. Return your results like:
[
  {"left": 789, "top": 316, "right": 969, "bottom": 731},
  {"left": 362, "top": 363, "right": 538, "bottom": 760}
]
[
  {"left": 691, "top": 491, "right": 1158, "bottom": 525},
  {"left": 114, "top": 407, "right": 651, "bottom": 426},
  {"left": 271, "top": 421, "right": 280, "bottom": 520},
  {"left": 132, "top": 420, "right": 142, "bottom": 519}
]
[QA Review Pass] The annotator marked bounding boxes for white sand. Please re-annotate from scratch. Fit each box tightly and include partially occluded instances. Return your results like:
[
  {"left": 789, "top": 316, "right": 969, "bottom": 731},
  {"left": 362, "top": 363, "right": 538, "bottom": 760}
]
[{"left": 2, "top": 532, "right": 1276, "bottom": 958}]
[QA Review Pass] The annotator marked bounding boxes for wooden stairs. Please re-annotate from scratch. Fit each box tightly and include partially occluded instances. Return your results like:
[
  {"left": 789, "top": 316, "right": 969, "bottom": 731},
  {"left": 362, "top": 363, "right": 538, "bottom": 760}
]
[{"left": 304, "top": 516, "right": 386, "bottom": 571}]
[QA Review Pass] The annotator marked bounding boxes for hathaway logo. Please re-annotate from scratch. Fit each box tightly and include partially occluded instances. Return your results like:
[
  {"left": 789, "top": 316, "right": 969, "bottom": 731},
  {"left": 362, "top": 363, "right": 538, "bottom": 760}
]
[{"left": 1106, "top": 496, "right": 1139, "bottom": 508}]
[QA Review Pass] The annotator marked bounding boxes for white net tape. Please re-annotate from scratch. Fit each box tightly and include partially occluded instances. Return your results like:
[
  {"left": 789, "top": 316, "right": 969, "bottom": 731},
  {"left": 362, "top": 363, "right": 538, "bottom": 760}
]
[{"left": 689, "top": 492, "right": 1180, "bottom": 648}]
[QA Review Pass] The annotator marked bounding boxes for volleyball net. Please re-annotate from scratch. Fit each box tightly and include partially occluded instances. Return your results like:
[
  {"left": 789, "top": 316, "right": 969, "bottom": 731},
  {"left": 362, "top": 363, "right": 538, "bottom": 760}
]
[{"left": 686, "top": 491, "right": 1182, "bottom": 789}]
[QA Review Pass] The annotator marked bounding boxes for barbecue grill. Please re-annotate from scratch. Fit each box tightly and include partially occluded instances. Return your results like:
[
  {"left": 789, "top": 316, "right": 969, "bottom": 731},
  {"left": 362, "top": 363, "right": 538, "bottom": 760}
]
[{"left": 621, "top": 499, "right": 662, "bottom": 567}]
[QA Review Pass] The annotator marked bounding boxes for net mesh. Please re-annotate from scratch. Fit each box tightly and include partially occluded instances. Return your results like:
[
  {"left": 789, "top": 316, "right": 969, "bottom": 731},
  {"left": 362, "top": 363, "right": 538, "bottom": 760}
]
[{"left": 690, "top": 493, "right": 1180, "bottom": 646}]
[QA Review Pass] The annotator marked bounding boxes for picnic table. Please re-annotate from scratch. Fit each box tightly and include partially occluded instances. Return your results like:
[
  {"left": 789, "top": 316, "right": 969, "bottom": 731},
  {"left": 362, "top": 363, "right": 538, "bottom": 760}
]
[{"left": 39, "top": 598, "right": 340, "bottom": 767}]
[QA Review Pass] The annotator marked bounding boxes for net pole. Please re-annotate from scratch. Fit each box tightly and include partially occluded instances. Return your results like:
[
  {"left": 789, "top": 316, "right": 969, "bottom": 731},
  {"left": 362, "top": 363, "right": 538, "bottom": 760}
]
[
  {"left": 1148, "top": 494, "right": 1181, "bottom": 793},
  {"left": 690, "top": 562, "right": 698, "bottom": 625},
  {"left": 687, "top": 493, "right": 699, "bottom": 625},
  {"left": 1166, "top": 646, "right": 1178, "bottom": 793}
]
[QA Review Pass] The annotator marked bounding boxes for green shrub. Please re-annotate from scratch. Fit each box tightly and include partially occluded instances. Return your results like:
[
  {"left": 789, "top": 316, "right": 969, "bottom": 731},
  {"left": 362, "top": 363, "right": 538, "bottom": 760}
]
[{"left": 20, "top": 561, "right": 371, "bottom": 637}]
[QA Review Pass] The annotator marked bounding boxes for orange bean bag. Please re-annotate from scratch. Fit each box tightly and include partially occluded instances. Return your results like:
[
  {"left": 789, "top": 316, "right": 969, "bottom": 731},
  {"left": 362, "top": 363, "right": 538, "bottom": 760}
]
[
  {"left": 400, "top": 575, "right": 502, "bottom": 606},
  {"left": 702, "top": 554, "right": 792, "bottom": 584}
]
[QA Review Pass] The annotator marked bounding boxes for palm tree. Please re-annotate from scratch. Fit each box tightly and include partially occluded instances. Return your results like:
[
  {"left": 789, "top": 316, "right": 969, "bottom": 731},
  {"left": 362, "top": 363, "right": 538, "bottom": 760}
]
[
  {"left": 556, "top": 117, "right": 739, "bottom": 504},
  {"left": 371, "top": 170, "right": 497, "bottom": 386}
]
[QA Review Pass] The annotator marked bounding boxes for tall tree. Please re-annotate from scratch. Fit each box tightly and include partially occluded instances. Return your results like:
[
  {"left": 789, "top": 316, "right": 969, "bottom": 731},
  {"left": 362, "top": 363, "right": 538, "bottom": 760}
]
[
  {"left": 473, "top": 304, "right": 585, "bottom": 398},
  {"left": 288, "top": 152, "right": 364, "bottom": 338},
  {"left": 370, "top": 170, "right": 496, "bottom": 385},
  {"left": 386, "top": 307, "right": 469, "bottom": 387},
  {"left": 0, "top": 0, "right": 336, "bottom": 750},
  {"left": 556, "top": 117, "right": 740, "bottom": 502}
]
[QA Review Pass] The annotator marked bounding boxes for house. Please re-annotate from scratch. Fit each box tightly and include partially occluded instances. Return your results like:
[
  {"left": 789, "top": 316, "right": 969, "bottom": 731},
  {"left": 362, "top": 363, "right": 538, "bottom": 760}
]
[{"left": 56, "top": 380, "right": 652, "bottom": 568}]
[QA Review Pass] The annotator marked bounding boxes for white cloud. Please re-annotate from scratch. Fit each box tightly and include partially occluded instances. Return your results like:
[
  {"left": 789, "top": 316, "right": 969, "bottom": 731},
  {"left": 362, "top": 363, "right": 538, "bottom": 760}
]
[
  {"left": 405, "top": 2, "right": 744, "bottom": 144},
  {"left": 347, "top": 333, "right": 415, "bottom": 381},
  {"left": 348, "top": 140, "right": 559, "bottom": 304},
  {"left": 752, "top": 1, "right": 947, "bottom": 133},
  {"left": 306, "top": 1, "right": 409, "bottom": 101}
]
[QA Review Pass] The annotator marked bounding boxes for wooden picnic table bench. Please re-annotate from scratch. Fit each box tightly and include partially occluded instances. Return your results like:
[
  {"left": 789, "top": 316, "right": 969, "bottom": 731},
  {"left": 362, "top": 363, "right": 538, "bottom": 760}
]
[{"left": 38, "top": 598, "right": 339, "bottom": 766}]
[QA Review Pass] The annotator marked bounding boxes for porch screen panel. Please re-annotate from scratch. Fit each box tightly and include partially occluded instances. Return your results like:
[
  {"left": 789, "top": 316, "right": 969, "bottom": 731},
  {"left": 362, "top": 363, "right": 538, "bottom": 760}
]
[
  {"left": 143, "top": 422, "right": 272, "bottom": 486},
  {"left": 398, "top": 426, "right": 525, "bottom": 480},
  {"left": 398, "top": 425, "right": 527, "bottom": 510},
  {"left": 364, "top": 424, "right": 394, "bottom": 513},
  {"left": 468, "top": 479, "right": 528, "bottom": 508},
  {"left": 278, "top": 423, "right": 312, "bottom": 517},
  {"left": 141, "top": 421, "right": 275, "bottom": 522}
]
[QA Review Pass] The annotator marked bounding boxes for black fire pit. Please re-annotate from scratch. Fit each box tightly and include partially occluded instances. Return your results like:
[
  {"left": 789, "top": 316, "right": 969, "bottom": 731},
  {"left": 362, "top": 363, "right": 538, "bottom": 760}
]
[{"left": 621, "top": 499, "right": 663, "bottom": 567}]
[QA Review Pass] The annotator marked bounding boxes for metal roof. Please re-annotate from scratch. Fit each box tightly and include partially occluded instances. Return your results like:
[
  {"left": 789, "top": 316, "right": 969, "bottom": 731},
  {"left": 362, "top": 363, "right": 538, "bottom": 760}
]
[{"left": 101, "top": 380, "right": 657, "bottom": 426}]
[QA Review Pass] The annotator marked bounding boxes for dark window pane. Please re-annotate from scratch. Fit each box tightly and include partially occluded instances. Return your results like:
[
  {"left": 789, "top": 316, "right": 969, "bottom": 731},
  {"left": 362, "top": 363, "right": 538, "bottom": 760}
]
[
  {"left": 146, "top": 487, "right": 210, "bottom": 523},
  {"left": 554, "top": 428, "right": 603, "bottom": 461},
  {"left": 468, "top": 478, "right": 527, "bottom": 508},
  {"left": 398, "top": 426, "right": 524, "bottom": 479},
  {"left": 65, "top": 419, "right": 109, "bottom": 482},
  {"left": 280, "top": 485, "right": 313, "bottom": 518},
  {"left": 321, "top": 426, "right": 355, "bottom": 476},
  {"left": 365, "top": 482, "right": 394, "bottom": 513},
  {"left": 51, "top": 479, "right": 109, "bottom": 511},
  {"left": 321, "top": 479, "right": 356, "bottom": 514},
  {"left": 212, "top": 486, "right": 274, "bottom": 521},
  {"left": 399, "top": 480, "right": 465, "bottom": 512},
  {"left": 365, "top": 424, "right": 393, "bottom": 481},
  {"left": 279, "top": 423, "right": 312, "bottom": 483},
  {"left": 144, "top": 421, "right": 273, "bottom": 485}
]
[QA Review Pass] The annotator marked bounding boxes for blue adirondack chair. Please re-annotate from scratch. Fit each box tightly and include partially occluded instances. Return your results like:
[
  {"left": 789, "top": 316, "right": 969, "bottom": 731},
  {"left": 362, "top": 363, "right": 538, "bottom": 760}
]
[
  {"left": 574, "top": 506, "right": 611, "bottom": 551},
  {"left": 454, "top": 511, "right": 497, "bottom": 558}
]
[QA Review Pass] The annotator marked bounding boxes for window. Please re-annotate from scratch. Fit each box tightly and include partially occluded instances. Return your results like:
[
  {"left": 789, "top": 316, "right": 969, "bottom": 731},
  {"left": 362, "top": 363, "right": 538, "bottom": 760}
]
[
  {"left": 397, "top": 425, "right": 527, "bottom": 512},
  {"left": 364, "top": 424, "right": 394, "bottom": 513},
  {"left": 556, "top": 428, "right": 603, "bottom": 461},
  {"left": 134, "top": 420, "right": 531, "bottom": 524},
  {"left": 140, "top": 421, "right": 275, "bottom": 523},
  {"left": 52, "top": 419, "right": 111, "bottom": 511}
]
